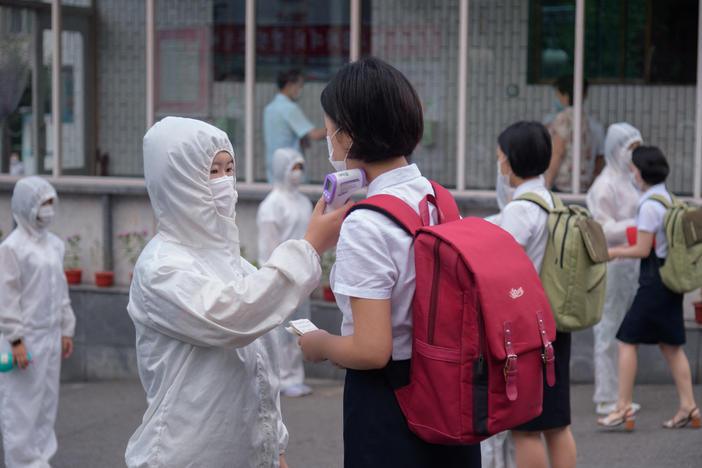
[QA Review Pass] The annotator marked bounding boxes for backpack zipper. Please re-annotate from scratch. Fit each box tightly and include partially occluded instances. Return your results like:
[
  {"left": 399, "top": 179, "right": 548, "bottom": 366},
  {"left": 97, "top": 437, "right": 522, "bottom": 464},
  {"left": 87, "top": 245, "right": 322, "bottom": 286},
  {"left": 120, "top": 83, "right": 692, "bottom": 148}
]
[
  {"left": 428, "top": 238, "right": 441, "bottom": 345},
  {"left": 560, "top": 214, "right": 573, "bottom": 269}
]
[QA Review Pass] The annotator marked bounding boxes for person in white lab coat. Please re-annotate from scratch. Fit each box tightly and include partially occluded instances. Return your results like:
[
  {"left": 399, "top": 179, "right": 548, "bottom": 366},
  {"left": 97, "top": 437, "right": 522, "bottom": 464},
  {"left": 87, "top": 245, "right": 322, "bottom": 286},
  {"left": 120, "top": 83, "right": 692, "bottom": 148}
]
[
  {"left": 0, "top": 176, "right": 76, "bottom": 468},
  {"left": 125, "top": 116, "right": 346, "bottom": 468},
  {"left": 586, "top": 123, "right": 643, "bottom": 416},
  {"left": 257, "top": 148, "right": 314, "bottom": 397}
]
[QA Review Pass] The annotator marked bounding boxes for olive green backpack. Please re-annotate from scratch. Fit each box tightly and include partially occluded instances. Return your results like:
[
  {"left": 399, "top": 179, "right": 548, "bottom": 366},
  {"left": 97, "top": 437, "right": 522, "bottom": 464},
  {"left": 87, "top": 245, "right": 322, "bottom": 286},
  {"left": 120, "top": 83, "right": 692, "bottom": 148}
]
[
  {"left": 515, "top": 192, "right": 609, "bottom": 332},
  {"left": 645, "top": 194, "right": 702, "bottom": 293}
]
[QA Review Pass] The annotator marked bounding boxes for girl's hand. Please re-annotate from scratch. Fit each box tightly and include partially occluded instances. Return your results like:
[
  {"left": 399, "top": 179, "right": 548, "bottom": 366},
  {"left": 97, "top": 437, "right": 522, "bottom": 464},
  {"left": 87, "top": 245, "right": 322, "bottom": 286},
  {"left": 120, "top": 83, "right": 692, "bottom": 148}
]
[
  {"left": 11, "top": 342, "right": 30, "bottom": 370},
  {"left": 280, "top": 455, "right": 289, "bottom": 468},
  {"left": 62, "top": 337, "right": 74, "bottom": 359},
  {"left": 298, "top": 329, "right": 330, "bottom": 363},
  {"left": 303, "top": 198, "right": 353, "bottom": 256},
  {"left": 607, "top": 247, "right": 617, "bottom": 261}
]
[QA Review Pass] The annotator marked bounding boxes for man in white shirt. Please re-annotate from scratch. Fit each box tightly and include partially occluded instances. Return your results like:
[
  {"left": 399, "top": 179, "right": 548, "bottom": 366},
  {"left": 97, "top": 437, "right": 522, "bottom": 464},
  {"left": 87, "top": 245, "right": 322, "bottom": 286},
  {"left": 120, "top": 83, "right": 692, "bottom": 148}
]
[{"left": 263, "top": 70, "right": 326, "bottom": 182}]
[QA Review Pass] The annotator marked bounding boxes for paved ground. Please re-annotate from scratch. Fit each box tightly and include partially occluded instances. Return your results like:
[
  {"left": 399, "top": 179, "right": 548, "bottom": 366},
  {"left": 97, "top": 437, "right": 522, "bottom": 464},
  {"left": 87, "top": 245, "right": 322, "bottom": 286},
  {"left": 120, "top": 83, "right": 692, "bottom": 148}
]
[{"left": 0, "top": 380, "right": 700, "bottom": 467}]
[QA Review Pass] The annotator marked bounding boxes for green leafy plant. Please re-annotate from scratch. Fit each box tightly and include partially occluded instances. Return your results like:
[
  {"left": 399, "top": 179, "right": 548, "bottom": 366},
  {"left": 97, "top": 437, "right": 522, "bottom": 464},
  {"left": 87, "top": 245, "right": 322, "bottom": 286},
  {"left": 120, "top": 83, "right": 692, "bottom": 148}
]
[
  {"left": 117, "top": 229, "right": 149, "bottom": 267},
  {"left": 64, "top": 234, "right": 82, "bottom": 270}
]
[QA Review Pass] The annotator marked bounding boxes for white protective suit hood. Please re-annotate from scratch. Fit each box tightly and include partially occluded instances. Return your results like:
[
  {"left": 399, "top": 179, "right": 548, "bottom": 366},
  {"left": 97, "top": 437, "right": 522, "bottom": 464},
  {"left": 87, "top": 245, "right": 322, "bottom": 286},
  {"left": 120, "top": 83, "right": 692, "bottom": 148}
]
[
  {"left": 603, "top": 122, "right": 642, "bottom": 175},
  {"left": 272, "top": 147, "right": 305, "bottom": 190},
  {"left": 144, "top": 116, "right": 238, "bottom": 252},
  {"left": 11, "top": 176, "right": 57, "bottom": 240},
  {"left": 127, "top": 117, "right": 322, "bottom": 467}
]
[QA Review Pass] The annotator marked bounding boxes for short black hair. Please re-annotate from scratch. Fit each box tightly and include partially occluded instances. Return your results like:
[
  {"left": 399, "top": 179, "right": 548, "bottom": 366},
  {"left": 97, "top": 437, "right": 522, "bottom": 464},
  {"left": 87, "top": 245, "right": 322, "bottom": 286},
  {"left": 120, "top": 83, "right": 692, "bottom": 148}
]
[
  {"left": 632, "top": 146, "right": 669, "bottom": 185},
  {"left": 320, "top": 57, "right": 423, "bottom": 163},
  {"left": 277, "top": 69, "right": 302, "bottom": 90},
  {"left": 497, "top": 121, "right": 552, "bottom": 179},
  {"left": 554, "top": 74, "right": 590, "bottom": 106}
]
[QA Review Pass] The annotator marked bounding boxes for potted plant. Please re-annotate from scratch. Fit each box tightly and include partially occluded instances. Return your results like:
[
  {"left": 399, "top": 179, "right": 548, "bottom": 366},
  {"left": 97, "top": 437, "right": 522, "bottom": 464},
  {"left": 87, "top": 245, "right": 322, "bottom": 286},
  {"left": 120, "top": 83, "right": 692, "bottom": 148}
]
[
  {"left": 64, "top": 234, "right": 83, "bottom": 284},
  {"left": 91, "top": 240, "right": 114, "bottom": 287},
  {"left": 117, "top": 229, "right": 149, "bottom": 282},
  {"left": 694, "top": 291, "right": 702, "bottom": 325},
  {"left": 320, "top": 249, "right": 336, "bottom": 302}
]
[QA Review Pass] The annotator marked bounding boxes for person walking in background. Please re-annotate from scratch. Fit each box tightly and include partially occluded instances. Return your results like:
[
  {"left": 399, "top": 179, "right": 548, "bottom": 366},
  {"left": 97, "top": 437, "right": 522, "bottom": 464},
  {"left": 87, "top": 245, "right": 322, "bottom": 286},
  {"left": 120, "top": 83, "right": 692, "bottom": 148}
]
[
  {"left": 543, "top": 75, "right": 605, "bottom": 184},
  {"left": 498, "top": 122, "right": 577, "bottom": 468},
  {"left": 257, "top": 147, "right": 314, "bottom": 397},
  {"left": 586, "top": 123, "right": 643, "bottom": 417},
  {"left": 598, "top": 146, "right": 700, "bottom": 431},
  {"left": 0, "top": 176, "right": 76, "bottom": 468},
  {"left": 263, "top": 69, "right": 326, "bottom": 182},
  {"left": 544, "top": 74, "right": 595, "bottom": 192}
]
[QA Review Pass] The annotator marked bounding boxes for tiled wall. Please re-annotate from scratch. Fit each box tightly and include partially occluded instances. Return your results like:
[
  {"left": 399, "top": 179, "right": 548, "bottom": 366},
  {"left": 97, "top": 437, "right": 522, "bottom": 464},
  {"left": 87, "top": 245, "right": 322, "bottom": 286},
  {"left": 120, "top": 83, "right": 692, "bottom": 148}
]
[{"left": 94, "top": 0, "right": 697, "bottom": 193}]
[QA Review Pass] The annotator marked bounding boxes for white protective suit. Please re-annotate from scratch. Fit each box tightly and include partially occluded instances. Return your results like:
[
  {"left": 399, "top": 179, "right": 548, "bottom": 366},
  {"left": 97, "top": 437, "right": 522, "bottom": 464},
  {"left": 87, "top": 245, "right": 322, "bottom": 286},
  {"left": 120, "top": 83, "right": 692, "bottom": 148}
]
[
  {"left": 586, "top": 122, "right": 642, "bottom": 406},
  {"left": 125, "top": 117, "right": 321, "bottom": 468},
  {"left": 257, "top": 148, "right": 313, "bottom": 390},
  {"left": 0, "top": 176, "right": 76, "bottom": 468}
]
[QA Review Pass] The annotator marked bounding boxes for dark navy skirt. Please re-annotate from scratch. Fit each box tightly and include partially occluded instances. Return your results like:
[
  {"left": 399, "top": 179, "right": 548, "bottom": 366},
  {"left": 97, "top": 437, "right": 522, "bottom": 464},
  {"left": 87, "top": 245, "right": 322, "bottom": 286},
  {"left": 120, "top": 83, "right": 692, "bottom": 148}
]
[
  {"left": 343, "top": 364, "right": 481, "bottom": 468},
  {"left": 616, "top": 250, "right": 685, "bottom": 345},
  {"left": 513, "top": 331, "right": 572, "bottom": 432}
]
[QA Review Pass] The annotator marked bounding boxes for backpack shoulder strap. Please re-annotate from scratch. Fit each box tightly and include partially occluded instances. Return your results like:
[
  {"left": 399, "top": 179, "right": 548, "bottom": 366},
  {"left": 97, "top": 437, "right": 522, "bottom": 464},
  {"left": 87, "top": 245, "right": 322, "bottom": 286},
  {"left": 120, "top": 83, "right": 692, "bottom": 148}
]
[
  {"left": 428, "top": 180, "right": 461, "bottom": 223},
  {"left": 345, "top": 194, "right": 422, "bottom": 237},
  {"left": 514, "top": 191, "right": 559, "bottom": 213},
  {"left": 646, "top": 194, "right": 672, "bottom": 210}
]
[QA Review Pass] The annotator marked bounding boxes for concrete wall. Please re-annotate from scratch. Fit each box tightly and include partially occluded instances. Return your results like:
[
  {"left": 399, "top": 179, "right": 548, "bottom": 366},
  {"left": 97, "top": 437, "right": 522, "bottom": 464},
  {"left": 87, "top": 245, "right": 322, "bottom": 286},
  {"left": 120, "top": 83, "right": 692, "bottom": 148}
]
[{"left": 59, "top": 285, "right": 702, "bottom": 384}]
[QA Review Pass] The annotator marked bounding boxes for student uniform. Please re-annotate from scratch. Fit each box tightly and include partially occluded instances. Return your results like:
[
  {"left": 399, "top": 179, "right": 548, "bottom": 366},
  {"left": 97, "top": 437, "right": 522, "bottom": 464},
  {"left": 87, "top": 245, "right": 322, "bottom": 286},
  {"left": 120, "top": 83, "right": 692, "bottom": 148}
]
[
  {"left": 616, "top": 183, "right": 685, "bottom": 345},
  {"left": 331, "top": 164, "right": 481, "bottom": 468},
  {"left": 500, "top": 177, "right": 572, "bottom": 431}
]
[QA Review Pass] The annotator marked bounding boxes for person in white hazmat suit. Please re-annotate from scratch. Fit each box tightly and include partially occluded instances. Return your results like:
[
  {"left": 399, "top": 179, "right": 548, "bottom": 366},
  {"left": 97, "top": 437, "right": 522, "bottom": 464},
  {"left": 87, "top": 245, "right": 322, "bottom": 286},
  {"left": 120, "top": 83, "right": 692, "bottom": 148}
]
[
  {"left": 586, "top": 122, "right": 643, "bottom": 416},
  {"left": 257, "top": 148, "right": 314, "bottom": 397},
  {"left": 125, "top": 116, "right": 347, "bottom": 468},
  {"left": 0, "top": 176, "right": 76, "bottom": 468}
]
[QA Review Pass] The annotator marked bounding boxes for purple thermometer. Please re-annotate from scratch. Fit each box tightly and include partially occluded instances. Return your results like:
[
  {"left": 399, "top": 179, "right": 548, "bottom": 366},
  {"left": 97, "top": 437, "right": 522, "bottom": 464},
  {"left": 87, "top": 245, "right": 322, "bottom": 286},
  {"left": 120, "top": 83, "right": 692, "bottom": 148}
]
[{"left": 323, "top": 169, "right": 367, "bottom": 212}]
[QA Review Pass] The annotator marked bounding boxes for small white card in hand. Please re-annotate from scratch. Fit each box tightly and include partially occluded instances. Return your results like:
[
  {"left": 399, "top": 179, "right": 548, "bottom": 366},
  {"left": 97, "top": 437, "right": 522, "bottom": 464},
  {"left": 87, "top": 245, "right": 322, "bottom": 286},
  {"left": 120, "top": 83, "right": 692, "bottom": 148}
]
[{"left": 285, "top": 318, "right": 319, "bottom": 336}]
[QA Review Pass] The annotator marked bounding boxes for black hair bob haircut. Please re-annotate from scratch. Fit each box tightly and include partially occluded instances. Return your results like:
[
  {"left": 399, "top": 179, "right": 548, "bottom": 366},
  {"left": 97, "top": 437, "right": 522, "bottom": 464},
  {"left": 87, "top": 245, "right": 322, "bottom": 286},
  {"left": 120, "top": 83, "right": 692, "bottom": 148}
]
[
  {"left": 632, "top": 146, "right": 669, "bottom": 185},
  {"left": 320, "top": 56, "right": 423, "bottom": 163},
  {"left": 554, "top": 74, "right": 590, "bottom": 106},
  {"left": 277, "top": 69, "right": 302, "bottom": 90},
  {"left": 497, "top": 121, "right": 552, "bottom": 179}
]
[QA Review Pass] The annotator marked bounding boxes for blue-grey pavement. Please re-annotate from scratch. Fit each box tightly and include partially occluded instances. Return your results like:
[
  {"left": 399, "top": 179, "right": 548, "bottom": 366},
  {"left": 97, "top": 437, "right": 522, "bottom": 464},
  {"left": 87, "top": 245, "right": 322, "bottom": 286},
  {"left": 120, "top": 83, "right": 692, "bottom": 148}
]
[{"left": 0, "top": 380, "right": 699, "bottom": 467}]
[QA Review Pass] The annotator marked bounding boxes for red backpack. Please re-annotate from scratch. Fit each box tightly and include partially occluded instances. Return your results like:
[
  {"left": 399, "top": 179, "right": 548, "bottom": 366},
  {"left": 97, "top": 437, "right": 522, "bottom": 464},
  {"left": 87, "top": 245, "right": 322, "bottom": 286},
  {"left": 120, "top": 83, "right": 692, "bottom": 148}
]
[{"left": 347, "top": 181, "right": 556, "bottom": 445}]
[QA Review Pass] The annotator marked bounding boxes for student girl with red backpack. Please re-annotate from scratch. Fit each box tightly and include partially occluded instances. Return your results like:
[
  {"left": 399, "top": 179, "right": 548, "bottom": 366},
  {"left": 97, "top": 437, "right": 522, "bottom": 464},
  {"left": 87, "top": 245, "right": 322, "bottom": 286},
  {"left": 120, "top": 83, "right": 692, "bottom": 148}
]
[
  {"left": 497, "top": 122, "right": 577, "bottom": 468},
  {"left": 298, "top": 57, "right": 482, "bottom": 468}
]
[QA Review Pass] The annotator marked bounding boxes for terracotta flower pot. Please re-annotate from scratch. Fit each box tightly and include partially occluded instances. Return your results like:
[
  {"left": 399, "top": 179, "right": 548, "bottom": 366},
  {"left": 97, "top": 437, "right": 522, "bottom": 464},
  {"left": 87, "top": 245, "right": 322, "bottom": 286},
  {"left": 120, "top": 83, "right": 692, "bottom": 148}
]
[
  {"left": 323, "top": 285, "right": 335, "bottom": 302},
  {"left": 64, "top": 269, "right": 83, "bottom": 285},
  {"left": 95, "top": 271, "right": 114, "bottom": 287},
  {"left": 694, "top": 301, "right": 702, "bottom": 325}
]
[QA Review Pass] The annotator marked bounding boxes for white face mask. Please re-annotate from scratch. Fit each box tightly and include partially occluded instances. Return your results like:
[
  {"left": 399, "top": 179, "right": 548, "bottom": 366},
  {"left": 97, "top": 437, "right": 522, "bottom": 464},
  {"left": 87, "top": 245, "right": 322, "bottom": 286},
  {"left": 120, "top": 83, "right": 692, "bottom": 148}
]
[
  {"left": 36, "top": 205, "right": 55, "bottom": 228},
  {"left": 496, "top": 160, "right": 515, "bottom": 210},
  {"left": 289, "top": 169, "right": 304, "bottom": 187},
  {"left": 209, "top": 176, "right": 237, "bottom": 218},
  {"left": 327, "top": 128, "right": 350, "bottom": 172}
]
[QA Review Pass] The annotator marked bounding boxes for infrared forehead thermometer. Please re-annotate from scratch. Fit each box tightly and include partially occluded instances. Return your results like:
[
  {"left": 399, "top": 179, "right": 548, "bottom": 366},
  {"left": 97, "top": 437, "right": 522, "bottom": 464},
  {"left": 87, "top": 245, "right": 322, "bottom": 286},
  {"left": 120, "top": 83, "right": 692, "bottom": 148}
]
[{"left": 323, "top": 169, "right": 367, "bottom": 212}]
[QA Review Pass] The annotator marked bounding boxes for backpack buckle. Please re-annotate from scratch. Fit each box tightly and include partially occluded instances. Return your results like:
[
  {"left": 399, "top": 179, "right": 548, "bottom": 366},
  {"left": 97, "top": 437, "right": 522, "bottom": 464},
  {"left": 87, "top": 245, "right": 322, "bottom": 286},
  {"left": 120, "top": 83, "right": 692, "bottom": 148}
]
[
  {"left": 503, "top": 354, "right": 518, "bottom": 401},
  {"left": 542, "top": 342, "right": 556, "bottom": 387}
]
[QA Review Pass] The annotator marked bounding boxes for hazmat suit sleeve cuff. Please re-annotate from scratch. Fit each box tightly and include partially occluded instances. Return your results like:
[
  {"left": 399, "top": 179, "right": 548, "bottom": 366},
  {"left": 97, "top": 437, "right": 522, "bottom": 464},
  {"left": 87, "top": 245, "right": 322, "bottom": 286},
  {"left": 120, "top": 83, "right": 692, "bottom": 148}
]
[
  {"left": 61, "top": 306, "right": 76, "bottom": 337},
  {"left": 266, "top": 239, "right": 321, "bottom": 272}
]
